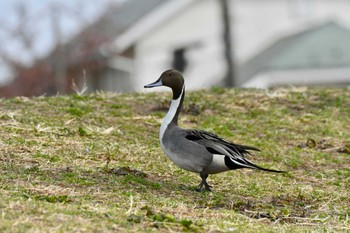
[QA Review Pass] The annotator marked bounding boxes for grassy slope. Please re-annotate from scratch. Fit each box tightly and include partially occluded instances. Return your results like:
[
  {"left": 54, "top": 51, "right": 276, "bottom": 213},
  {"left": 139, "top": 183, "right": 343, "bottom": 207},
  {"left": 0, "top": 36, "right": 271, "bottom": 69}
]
[{"left": 0, "top": 87, "right": 349, "bottom": 232}]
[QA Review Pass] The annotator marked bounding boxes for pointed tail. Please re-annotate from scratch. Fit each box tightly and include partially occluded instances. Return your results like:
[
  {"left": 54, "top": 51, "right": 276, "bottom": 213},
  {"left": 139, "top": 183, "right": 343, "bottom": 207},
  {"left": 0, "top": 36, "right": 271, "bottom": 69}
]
[
  {"left": 225, "top": 155, "right": 286, "bottom": 173},
  {"left": 252, "top": 164, "right": 286, "bottom": 173},
  {"left": 245, "top": 158, "right": 286, "bottom": 173}
]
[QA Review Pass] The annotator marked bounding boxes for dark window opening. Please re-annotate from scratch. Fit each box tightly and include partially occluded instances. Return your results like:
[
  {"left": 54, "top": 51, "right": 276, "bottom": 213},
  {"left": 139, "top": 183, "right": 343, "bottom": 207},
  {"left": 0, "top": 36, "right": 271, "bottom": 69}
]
[{"left": 172, "top": 47, "right": 188, "bottom": 73}]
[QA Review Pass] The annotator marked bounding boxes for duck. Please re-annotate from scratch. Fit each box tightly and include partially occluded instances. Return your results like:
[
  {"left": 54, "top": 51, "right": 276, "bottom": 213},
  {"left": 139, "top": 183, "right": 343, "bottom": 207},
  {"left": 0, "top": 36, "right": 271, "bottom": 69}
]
[{"left": 144, "top": 69, "right": 285, "bottom": 191}]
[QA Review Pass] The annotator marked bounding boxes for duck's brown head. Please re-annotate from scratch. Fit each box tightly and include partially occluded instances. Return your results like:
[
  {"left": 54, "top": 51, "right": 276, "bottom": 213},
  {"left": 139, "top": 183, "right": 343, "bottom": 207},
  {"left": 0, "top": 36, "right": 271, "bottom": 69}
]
[{"left": 144, "top": 69, "right": 185, "bottom": 100}]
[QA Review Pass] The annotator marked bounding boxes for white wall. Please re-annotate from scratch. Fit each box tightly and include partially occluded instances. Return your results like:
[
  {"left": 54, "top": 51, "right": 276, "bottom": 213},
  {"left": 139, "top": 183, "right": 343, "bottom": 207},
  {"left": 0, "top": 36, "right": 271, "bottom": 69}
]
[
  {"left": 230, "top": 0, "right": 350, "bottom": 86},
  {"left": 124, "top": 0, "right": 350, "bottom": 91},
  {"left": 133, "top": 0, "right": 226, "bottom": 92},
  {"left": 232, "top": 0, "right": 350, "bottom": 65}
]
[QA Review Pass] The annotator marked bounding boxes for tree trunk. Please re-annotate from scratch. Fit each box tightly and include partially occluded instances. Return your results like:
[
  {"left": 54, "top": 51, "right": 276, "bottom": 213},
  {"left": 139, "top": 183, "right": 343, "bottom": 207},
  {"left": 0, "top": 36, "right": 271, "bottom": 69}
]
[{"left": 220, "top": 0, "right": 235, "bottom": 87}]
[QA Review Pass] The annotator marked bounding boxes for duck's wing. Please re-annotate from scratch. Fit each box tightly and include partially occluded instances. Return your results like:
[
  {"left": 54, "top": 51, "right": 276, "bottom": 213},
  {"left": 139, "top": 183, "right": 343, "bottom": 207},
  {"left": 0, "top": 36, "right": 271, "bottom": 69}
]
[
  {"left": 185, "top": 129, "right": 259, "bottom": 158},
  {"left": 185, "top": 129, "right": 285, "bottom": 172}
]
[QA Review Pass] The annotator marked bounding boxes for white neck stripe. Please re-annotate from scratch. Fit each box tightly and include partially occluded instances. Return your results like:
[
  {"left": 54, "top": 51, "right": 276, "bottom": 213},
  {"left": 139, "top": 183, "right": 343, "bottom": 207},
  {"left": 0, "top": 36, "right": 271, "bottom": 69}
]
[{"left": 159, "top": 85, "right": 184, "bottom": 140}]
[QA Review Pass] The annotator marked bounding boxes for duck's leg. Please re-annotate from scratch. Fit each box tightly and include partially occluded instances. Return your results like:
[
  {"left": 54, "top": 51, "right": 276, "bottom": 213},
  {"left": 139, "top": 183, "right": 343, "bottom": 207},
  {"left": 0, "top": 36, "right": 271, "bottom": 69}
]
[{"left": 196, "top": 173, "right": 212, "bottom": 192}]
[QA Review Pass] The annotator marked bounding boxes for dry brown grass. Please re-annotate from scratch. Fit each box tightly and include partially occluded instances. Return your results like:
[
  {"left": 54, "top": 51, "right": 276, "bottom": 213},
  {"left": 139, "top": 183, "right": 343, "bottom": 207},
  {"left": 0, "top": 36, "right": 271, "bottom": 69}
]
[{"left": 0, "top": 87, "right": 350, "bottom": 232}]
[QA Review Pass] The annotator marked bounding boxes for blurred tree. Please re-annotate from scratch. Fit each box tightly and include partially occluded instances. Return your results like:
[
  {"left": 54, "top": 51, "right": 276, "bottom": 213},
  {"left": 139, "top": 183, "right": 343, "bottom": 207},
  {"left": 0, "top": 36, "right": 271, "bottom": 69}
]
[
  {"left": 220, "top": 0, "right": 235, "bottom": 87},
  {"left": 0, "top": 1, "right": 101, "bottom": 94},
  {"left": 0, "top": 3, "right": 37, "bottom": 74}
]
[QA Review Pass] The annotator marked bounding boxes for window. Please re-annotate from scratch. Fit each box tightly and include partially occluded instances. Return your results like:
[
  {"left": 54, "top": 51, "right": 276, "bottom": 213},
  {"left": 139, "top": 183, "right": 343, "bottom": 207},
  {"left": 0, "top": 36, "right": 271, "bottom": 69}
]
[{"left": 172, "top": 47, "right": 188, "bottom": 73}]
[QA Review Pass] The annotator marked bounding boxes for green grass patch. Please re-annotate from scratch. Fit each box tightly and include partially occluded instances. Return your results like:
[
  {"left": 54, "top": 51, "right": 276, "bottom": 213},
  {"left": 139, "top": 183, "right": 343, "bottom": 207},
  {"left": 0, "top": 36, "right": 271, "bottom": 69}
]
[{"left": 0, "top": 87, "right": 350, "bottom": 232}]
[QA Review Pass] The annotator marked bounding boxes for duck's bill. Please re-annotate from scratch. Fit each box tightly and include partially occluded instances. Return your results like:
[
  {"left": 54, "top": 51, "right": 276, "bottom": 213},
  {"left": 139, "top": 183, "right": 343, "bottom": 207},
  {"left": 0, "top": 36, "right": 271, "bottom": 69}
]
[{"left": 144, "top": 79, "right": 162, "bottom": 88}]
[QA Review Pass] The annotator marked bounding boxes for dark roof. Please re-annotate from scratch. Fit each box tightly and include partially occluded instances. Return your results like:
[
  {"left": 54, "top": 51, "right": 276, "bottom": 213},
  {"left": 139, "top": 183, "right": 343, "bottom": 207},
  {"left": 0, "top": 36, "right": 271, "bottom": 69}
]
[
  {"left": 1, "top": 0, "right": 170, "bottom": 97},
  {"left": 75, "top": 0, "right": 168, "bottom": 43},
  {"left": 240, "top": 21, "right": 350, "bottom": 83},
  {"left": 54, "top": 0, "right": 170, "bottom": 65}
]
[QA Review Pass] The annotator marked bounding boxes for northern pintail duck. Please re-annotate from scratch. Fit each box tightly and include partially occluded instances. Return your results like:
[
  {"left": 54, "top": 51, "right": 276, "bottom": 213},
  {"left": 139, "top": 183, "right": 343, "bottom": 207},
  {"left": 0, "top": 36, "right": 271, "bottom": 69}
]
[{"left": 145, "top": 69, "right": 284, "bottom": 191}]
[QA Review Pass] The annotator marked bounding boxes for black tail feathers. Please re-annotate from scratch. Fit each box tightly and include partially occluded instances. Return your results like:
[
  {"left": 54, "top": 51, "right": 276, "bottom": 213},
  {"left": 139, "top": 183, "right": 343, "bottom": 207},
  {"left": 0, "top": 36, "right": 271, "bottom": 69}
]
[
  {"left": 225, "top": 155, "right": 286, "bottom": 173},
  {"left": 246, "top": 158, "right": 286, "bottom": 173},
  {"left": 254, "top": 165, "right": 286, "bottom": 173}
]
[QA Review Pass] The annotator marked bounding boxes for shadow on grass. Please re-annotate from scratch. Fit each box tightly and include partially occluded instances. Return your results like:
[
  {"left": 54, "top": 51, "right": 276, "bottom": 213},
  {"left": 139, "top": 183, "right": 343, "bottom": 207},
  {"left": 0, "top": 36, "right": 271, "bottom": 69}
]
[
  {"left": 113, "top": 169, "right": 318, "bottom": 225},
  {"left": 6, "top": 162, "right": 318, "bottom": 225}
]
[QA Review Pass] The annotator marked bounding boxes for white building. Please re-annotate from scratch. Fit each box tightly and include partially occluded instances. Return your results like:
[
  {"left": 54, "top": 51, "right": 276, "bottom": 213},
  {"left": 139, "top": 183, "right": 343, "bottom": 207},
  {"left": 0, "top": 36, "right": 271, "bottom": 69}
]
[
  {"left": 17, "top": 0, "right": 350, "bottom": 94},
  {"left": 105, "top": 0, "right": 350, "bottom": 91}
]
